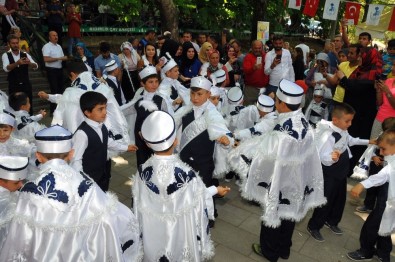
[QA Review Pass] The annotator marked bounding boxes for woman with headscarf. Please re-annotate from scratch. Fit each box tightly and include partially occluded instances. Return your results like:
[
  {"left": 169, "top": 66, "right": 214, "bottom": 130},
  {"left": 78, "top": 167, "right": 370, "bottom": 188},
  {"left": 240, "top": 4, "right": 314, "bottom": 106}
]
[
  {"left": 200, "top": 49, "right": 230, "bottom": 87},
  {"left": 118, "top": 41, "right": 141, "bottom": 101},
  {"left": 179, "top": 42, "right": 202, "bottom": 87},
  {"left": 74, "top": 42, "right": 95, "bottom": 72},
  {"left": 198, "top": 42, "right": 213, "bottom": 64}
]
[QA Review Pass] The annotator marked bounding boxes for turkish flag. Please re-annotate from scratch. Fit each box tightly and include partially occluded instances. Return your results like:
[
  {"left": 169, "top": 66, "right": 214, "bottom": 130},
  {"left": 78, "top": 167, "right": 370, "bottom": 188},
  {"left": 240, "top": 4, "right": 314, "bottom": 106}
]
[
  {"left": 389, "top": 7, "right": 395, "bottom": 31},
  {"left": 303, "top": 0, "right": 320, "bottom": 17},
  {"left": 345, "top": 2, "right": 361, "bottom": 25}
]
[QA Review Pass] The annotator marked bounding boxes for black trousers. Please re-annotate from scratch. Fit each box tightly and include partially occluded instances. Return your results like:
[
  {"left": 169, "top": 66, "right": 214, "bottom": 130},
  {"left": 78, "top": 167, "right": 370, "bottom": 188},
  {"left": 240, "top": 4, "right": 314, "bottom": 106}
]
[
  {"left": 96, "top": 159, "right": 112, "bottom": 192},
  {"left": 8, "top": 81, "right": 33, "bottom": 114},
  {"left": 360, "top": 182, "right": 392, "bottom": 260},
  {"left": 308, "top": 175, "right": 346, "bottom": 229},
  {"left": 46, "top": 67, "right": 64, "bottom": 113},
  {"left": 260, "top": 220, "right": 295, "bottom": 261}
]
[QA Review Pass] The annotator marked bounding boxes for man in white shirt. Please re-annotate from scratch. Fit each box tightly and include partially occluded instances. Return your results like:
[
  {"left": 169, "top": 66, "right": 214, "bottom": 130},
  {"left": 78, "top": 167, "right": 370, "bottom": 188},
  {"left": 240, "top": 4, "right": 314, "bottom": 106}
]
[
  {"left": 2, "top": 34, "right": 38, "bottom": 114},
  {"left": 264, "top": 35, "right": 295, "bottom": 96},
  {"left": 42, "top": 31, "right": 68, "bottom": 113},
  {"left": 295, "top": 37, "right": 310, "bottom": 67}
]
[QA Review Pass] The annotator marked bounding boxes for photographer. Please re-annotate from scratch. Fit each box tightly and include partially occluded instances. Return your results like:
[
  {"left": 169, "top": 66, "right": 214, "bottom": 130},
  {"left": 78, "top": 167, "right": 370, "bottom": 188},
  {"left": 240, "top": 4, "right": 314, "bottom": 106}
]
[
  {"left": 305, "top": 52, "right": 336, "bottom": 109},
  {"left": 264, "top": 35, "right": 294, "bottom": 97},
  {"left": 2, "top": 34, "right": 38, "bottom": 114}
]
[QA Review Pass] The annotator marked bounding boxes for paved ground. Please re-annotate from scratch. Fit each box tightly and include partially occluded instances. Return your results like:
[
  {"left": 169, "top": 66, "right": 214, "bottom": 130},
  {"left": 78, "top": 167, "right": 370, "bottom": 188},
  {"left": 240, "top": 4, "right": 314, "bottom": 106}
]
[{"left": 110, "top": 152, "right": 395, "bottom": 262}]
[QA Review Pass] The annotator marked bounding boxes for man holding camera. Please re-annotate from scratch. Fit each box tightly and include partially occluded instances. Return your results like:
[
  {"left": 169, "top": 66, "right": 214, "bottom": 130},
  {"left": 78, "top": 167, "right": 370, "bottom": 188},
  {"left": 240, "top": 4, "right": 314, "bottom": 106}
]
[
  {"left": 264, "top": 35, "right": 295, "bottom": 97},
  {"left": 2, "top": 34, "right": 38, "bottom": 114},
  {"left": 242, "top": 40, "right": 269, "bottom": 105}
]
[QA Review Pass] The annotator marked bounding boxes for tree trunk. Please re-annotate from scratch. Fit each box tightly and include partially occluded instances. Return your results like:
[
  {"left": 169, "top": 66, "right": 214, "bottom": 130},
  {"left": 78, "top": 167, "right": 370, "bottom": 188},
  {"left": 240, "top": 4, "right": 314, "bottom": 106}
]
[
  {"left": 250, "top": 0, "right": 267, "bottom": 42},
  {"left": 155, "top": 0, "right": 179, "bottom": 40}
]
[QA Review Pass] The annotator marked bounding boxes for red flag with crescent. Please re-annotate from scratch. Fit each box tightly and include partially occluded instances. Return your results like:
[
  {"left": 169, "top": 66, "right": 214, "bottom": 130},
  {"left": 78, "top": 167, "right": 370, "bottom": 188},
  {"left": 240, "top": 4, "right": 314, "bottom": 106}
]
[
  {"left": 345, "top": 2, "right": 361, "bottom": 25},
  {"left": 389, "top": 8, "right": 395, "bottom": 31},
  {"left": 303, "top": 0, "right": 320, "bottom": 17}
]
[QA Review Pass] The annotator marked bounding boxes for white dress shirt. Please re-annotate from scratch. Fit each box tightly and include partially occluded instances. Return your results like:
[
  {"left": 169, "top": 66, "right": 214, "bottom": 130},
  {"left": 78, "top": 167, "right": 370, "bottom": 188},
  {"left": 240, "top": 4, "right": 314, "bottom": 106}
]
[
  {"left": 42, "top": 42, "right": 64, "bottom": 68},
  {"left": 320, "top": 122, "right": 369, "bottom": 166},
  {"left": 264, "top": 48, "right": 295, "bottom": 86},
  {"left": 71, "top": 118, "right": 128, "bottom": 172},
  {"left": 2, "top": 51, "right": 38, "bottom": 72}
]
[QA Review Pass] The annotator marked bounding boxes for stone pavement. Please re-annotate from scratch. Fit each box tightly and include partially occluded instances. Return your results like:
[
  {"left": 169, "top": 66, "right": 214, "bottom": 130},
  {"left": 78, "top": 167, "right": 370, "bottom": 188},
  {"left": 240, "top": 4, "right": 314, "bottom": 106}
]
[{"left": 110, "top": 152, "right": 395, "bottom": 262}]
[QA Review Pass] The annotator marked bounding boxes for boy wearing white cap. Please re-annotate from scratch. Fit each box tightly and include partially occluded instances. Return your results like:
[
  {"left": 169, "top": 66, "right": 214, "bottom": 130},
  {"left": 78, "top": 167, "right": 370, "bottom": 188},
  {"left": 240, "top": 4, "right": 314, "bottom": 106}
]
[
  {"left": 307, "top": 103, "right": 373, "bottom": 242},
  {"left": 233, "top": 94, "right": 277, "bottom": 141},
  {"left": 134, "top": 111, "right": 229, "bottom": 261},
  {"left": 175, "top": 76, "right": 233, "bottom": 224},
  {"left": 0, "top": 110, "right": 35, "bottom": 158},
  {"left": 0, "top": 125, "right": 142, "bottom": 261},
  {"left": 175, "top": 76, "right": 232, "bottom": 184},
  {"left": 158, "top": 53, "right": 190, "bottom": 111},
  {"left": 229, "top": 79, "right": 326, "bottom": 261},
  {"left": 104, "top": 59, "right": 126, "bottom": 106},
  {"left": 304, "top": 85, "right": 329, "bottom": 128},
  {"left": 121, "top": 62, "right": 173, "bottom": 166},
  {"left": 0, "top": 156, "right": 28, "bottom": 249}
]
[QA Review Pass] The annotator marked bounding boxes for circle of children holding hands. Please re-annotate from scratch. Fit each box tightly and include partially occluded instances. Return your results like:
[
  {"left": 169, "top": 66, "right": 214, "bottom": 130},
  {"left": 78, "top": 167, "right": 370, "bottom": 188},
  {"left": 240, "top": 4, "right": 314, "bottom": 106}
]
[{"left": 1, "top": 36, "right": 395, "bottom": 262}]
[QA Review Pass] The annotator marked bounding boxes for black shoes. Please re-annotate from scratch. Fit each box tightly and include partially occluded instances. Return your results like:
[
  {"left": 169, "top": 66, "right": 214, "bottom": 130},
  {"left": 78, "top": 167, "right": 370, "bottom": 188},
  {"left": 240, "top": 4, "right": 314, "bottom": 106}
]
[
  {"left": 347, "top": 250, "right": 372, "bottom": 261},
  {"left": 324, "top": 222, "right": 343, "bottom": 235},
  {"left": 307, "top": 226, "right": 325, "bottom": 242}
]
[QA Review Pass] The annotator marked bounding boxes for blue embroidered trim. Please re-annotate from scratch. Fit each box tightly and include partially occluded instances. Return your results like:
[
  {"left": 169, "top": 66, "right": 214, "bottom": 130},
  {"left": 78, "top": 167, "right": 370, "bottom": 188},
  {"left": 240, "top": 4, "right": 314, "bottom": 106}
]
[
  {"left": 108, "top": 130, "right": 123, "bottom": 140},
  {"left": 166, "top": 168, "right": 196, "bottom": 195},
  {"left": 21, "top": 173, "right": 69, "bottom": 203},
  {"left": 249, "top": 127, "right": 262, "bottom": 136},
  {"left": 230, "top": 106, "right": 245, "bottom": 116},
  {"left": 139, "top": 166, "right": 159, "bottom": 194},
  {"left": 121, "top": 239, "right": 134, "bottom": 253},
  {"left": 17, "top": 116, "right": 34, "bottom": 130},
  {"left": 301, "top": 118, "right": 309, "bottom": 139},
  {"left": 78, "top": 172, "right": 93, "bottom": 197},
  {"left": 159, "top": 255, "right": 170, "bottom": 262}
]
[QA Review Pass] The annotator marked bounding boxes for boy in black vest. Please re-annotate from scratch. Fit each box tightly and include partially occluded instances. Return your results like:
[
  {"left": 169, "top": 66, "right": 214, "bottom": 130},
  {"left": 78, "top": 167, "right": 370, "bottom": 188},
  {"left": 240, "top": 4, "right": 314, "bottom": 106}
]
[
  {"left": 71, "top": 91, "right": 138, "bottom": 191},
  {"left": 121, "top": 62, "right": 172, "bottom": 166},
  {"left": 307, "top": 103, "right": 374, "bottom": 242},
  {"left": 104, "top": 60, "right": 126, "bottom": 106},
  {"left": 175, "top": 76, "right": 232, "bottom": 226}
]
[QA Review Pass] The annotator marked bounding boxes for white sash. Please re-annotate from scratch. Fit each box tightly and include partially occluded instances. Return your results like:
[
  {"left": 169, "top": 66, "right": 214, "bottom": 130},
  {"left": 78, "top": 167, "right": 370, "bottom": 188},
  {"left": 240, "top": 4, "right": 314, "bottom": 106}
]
[{"left": 180, "top": 114, "right": 208, "bottom": 153}]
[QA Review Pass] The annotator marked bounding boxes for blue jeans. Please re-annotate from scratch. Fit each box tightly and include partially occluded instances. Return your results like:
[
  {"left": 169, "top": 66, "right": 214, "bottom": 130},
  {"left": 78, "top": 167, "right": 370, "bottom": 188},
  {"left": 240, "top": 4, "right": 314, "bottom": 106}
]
[{"left": 68, "top": 37, "right": 80, "bottom": 56}]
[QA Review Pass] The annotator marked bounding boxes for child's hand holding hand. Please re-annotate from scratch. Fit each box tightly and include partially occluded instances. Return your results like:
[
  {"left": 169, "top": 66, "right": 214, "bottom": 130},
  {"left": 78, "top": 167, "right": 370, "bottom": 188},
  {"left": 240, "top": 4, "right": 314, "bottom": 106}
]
[
  {"left": 127, "top": 144, "right": 138, "bottom": 152},
  {"left": 39, "top": 109, "right": 47, "bottom": 117},
  {"left": 172, "top": 97, "right": 183, "bottom": 106},
  {"left": 217, "top": 135, "right": 230, "bottom": 146},
  {"left": 38, "top": 91, "right": 49, "bottom": 100},
  {"left": 331, "top": 150, "right": 340, "bottom": 161},
  {"left": 372, "top": 156, "right": 383, "bottom": 166},
  {"left": 216, "top": 186, "right": 231, "bottom": 196},
  {"left": 350, "top": 183, "right": 365, "bottom": 198},
  {"left": 369, "top": 139, "right": 377, "bottom": 145}
]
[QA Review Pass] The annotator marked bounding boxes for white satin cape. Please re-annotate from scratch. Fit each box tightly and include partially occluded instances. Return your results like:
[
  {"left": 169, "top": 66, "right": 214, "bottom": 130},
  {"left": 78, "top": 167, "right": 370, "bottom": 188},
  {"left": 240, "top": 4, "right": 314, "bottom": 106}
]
[
  {"left": 0, "top": 159, "right": 143, "bottom": 262},
  {"left": 158, "top": 76, "right": 191, "bottom": 111},
  {"left": 228, "top": 109, "right": 326, "bottom": 228},
  {"left": 234, "top": 111, "right": 278, "bottom": 141},
  {"left": 133, "top": 154, "right": 214, "bottom": 261},
  {"left": 0, "top": 188, "right": 17, "bottom": 251},
  {"left": 51, "top": 72, "right": 130, "bottom": 157},
  {"left": 174, "top": 102, "right": 233, "bottom": 178},
  {"left": 379, "top": 155, "right": 395, "bottom": 236}
]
